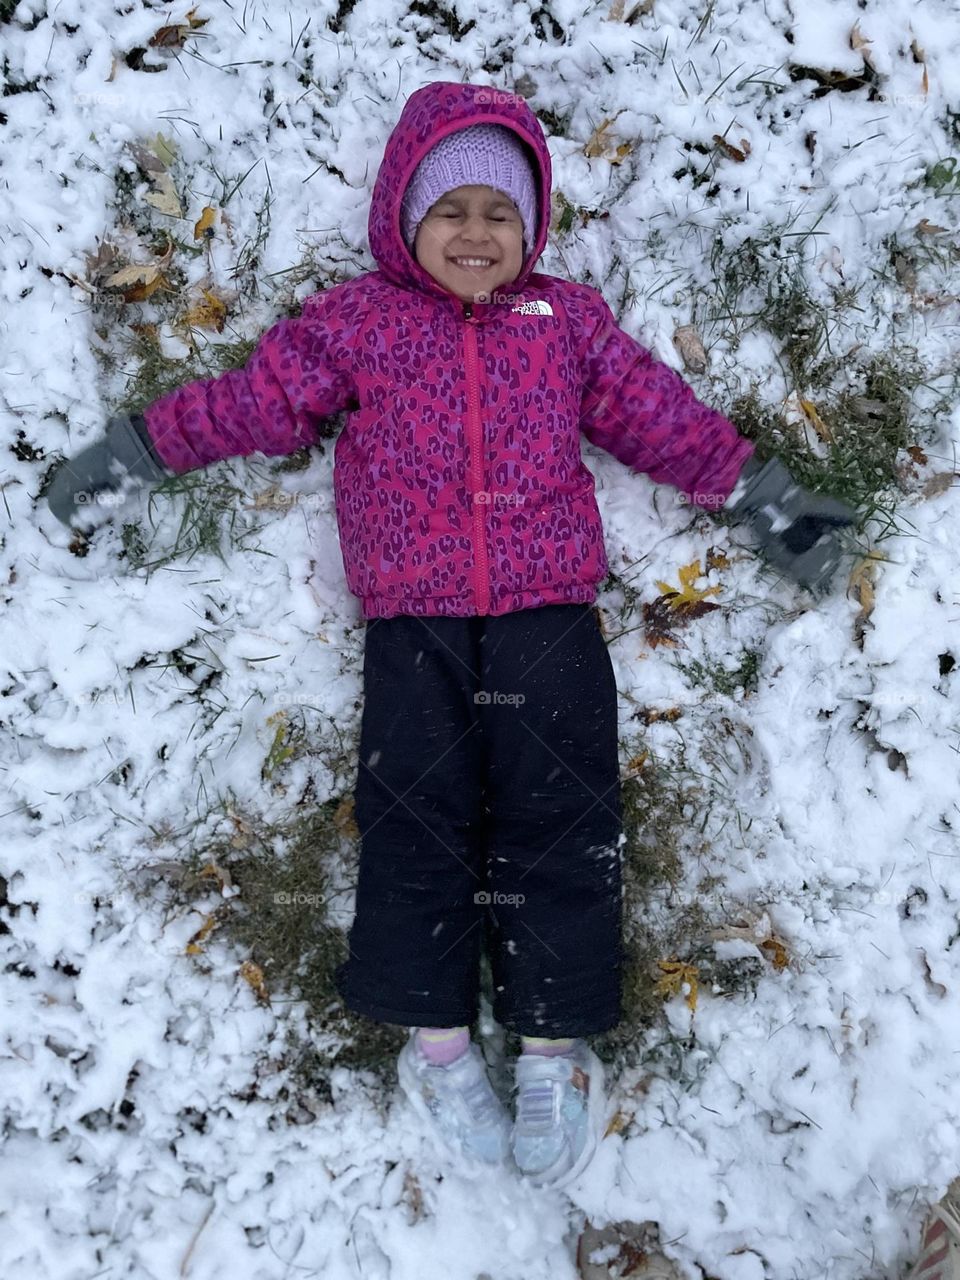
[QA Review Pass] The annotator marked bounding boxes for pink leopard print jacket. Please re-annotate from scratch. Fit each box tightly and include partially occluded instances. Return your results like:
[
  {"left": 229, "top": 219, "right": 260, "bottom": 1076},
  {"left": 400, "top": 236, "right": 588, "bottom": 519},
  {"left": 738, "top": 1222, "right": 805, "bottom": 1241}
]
[{"left": 141, "top": 80, "right": 756, "bottom": 619}]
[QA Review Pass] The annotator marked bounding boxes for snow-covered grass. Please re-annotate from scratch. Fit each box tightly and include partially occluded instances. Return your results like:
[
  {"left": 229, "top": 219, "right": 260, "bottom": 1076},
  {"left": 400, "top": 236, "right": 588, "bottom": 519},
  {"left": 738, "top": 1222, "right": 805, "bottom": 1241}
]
[{"left": 3, "top": 0, "right": 960, "bottom": 1277}]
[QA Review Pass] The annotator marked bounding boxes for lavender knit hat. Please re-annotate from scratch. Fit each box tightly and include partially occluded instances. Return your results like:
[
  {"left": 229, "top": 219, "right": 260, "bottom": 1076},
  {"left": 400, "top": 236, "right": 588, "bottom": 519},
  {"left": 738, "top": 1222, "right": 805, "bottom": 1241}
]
[{"left": 400, "top": 123, "right": 538, "bottom": 258}]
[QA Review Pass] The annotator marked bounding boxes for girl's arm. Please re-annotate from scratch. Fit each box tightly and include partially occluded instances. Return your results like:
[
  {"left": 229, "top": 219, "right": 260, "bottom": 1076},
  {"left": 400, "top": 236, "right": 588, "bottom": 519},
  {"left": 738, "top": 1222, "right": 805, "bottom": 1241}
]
[
  {"left": 575, "top": 289, "right": 755, "bottom": 509},
  {"left": 141, "top": 282, "right": 362, "bottom": 474}
]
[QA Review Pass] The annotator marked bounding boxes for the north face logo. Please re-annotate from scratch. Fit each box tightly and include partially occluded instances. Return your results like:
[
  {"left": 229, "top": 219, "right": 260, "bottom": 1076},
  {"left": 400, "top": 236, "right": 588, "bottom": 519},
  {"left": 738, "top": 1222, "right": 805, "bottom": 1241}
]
[{"left": 511, "top": 300, "right": 554, "bottom": 316}]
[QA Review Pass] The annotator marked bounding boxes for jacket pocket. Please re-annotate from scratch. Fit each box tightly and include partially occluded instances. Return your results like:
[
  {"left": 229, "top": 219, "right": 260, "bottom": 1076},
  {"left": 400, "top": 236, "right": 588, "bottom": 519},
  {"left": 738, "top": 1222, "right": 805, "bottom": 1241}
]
[{"left": 486, "top": 480, "right": 608, "bottom": 596}]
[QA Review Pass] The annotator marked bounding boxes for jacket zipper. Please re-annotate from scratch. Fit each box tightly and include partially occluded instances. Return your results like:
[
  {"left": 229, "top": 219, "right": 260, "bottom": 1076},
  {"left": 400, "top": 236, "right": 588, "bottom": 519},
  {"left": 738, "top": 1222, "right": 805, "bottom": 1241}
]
[{"left": 462, "top": 302, "right": 490, "bottom": 615}]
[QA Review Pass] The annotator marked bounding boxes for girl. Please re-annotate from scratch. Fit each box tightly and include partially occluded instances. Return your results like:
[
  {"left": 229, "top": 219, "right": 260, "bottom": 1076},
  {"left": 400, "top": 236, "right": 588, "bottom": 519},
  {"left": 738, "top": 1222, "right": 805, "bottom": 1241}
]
[{"left": 45, "top": 80, "right": 855, "bottom": 1188}]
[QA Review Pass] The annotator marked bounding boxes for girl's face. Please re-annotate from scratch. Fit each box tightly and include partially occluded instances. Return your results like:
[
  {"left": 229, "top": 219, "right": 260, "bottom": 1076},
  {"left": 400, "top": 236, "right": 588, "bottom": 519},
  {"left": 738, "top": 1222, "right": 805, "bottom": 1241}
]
[{"left": 413, "top": 184, "right": 525, "bottom": 303}]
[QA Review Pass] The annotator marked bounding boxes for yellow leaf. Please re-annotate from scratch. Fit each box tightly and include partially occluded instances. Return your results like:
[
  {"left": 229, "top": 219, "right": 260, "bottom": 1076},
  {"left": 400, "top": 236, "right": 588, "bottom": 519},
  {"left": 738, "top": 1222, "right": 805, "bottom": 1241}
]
[
  {"left": 183, "top": 289, "right": 228, "bottom": 332},
  {"left": 760, "top": 936, "right": 789, "bottom": 971},
  {"left": 625, "top": 751, "right": 649, "bottom": 775},
  {"left": 654, "top": 558, "right": 723, "bottom": 608},
  {"left": 194, "top": 205, "right": 218, "bottom": 239},
  {"left": 149, "top": 132, "right": 178, "bottom": 167},
  {"left": 656, "top": 959, "right": 699, "bottom": 1011},
  {"left": 799, "top": 398, "right": 833, "bottom": 443},
  {"left": 583, "top": 114, "right": 631, "bottom": 162},
  {"left": 604, "top": 1109, "right": 630, "bottom": 1137},
  {"left": 240, "top": 960, "right": 269, "bottom": 1003},
  {"left": 185, "top": 913, "right": 218, "bottom": 955}
]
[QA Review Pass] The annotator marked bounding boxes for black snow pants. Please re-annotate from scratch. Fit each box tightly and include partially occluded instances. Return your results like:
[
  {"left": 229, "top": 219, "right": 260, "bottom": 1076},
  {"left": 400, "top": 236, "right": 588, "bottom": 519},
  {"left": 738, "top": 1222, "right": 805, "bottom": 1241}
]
[{"left": 334, "top": 602, "right": 624, "bottom": 1038}]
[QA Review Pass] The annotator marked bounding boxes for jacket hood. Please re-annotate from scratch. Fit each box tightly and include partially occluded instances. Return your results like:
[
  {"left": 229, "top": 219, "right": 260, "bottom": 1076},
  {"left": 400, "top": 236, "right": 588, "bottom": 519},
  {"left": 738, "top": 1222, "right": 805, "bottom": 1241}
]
[{"left": 367, "top": 81, "right": 552, "bottom": 306}]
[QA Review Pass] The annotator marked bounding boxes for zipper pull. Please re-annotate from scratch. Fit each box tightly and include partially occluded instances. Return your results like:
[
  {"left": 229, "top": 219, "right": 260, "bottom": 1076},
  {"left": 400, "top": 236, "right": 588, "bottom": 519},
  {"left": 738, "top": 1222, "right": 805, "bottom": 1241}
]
[{"left": 463, "top": 302, "right": 473, "bottom": 320}]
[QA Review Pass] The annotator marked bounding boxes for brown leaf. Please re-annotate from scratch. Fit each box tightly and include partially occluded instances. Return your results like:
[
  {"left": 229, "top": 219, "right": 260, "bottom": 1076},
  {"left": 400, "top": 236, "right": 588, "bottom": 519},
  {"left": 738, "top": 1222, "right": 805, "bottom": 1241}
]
[
  {"left": 713, "top": 134, "right": 749, "bottom": 163},
  {"left": 334, "top": 794, "right": 360, "bottom": 840},
  {"left": 673, "top": 324, "right": 707, "bottom": 373},
  {"left": 182, "top": 289, "right": 228, "bottom": 332},
  {"left": 642, "top": 596, "right": 682, "bottom": 649},
  {"left": 921, "top": 471, "right": 957, "bottom": 500},
  {"left": 906, "top": 444, "right": 928, "bottom": 465},
  {"left": 584, "top": 114, "right": 632, "bottom": 162},
  {"left": 656, "top": 959, "right": 699, "bottom": 1011},
  {"left": 760, "top": 936, "right": 789, "bottom": 971},
  {"left": 240, "top": 960, "right": 270, "bottom": 1003}
]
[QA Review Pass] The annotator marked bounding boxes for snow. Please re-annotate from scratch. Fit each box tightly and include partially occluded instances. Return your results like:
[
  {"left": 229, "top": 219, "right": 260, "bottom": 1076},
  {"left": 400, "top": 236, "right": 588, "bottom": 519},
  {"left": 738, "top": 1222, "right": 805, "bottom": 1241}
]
[{"left": 2, "top": 0, "right": 960, "bottom": 1277}]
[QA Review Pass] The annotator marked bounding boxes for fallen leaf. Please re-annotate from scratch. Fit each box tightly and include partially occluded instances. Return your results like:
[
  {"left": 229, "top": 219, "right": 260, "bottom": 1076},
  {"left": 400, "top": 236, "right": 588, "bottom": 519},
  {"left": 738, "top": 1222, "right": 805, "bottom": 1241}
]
[
  {"left": 655, "top": 558, "right": 723, "bottom": 608},
  {"left": 850, "top": 21, "right": 874, "bottom": 67},
  {"left": 144, "top": 170, "right": 183, "bottom": 218},
  {"left": 624, "top": 751, "right": 650, "bottom": 775},
  {"left": 799, "top": 397, "right": 833, "bottom": 443},
  {"left": 673, "top": 324, "right": 708, "bottom": 373},
  {"left": 182, "top": 288, "right": 228, "bottom": 332},
  {"left": 584, "top": 115, "right": 632, "bottom": 163},
  {"left": 198, "top": 860, "right": 234, "bottom": 893},
  {"left": 194, "top": 205, "right": 218, "bottom": 239},
  {"left": 240, "top": 960, "right": 270, "bottom": 1003},
  {"left": 705, "top": 546, "right": 730, "bottom": 572},
  {"left": 656, "top": 959, "right": 699, "bottom": 1011},
  {"left": 641, "top": 597, "right": 683, "bottom": 649},
  {"left": 334, "top": 794, "right": 360, "bottom": 840},
  {"left": 713, "top": 134, "right": 750, "bottom": 163},
  {"left": 921, "top": 471, "right": 957, "bottom": 500},
  {"left": 760, "top": 936, "right": 789, "bottom": 971},
  {"left": 185, "top": 913, "right": 218, "bottom": 955}
]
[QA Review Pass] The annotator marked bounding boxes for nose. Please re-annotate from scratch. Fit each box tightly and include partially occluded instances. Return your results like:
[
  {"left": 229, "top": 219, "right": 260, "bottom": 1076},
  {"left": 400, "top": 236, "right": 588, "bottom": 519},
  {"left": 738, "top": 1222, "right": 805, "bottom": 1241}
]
[{"left": 459, "top": 214, "right": 491, "bottom": 244}]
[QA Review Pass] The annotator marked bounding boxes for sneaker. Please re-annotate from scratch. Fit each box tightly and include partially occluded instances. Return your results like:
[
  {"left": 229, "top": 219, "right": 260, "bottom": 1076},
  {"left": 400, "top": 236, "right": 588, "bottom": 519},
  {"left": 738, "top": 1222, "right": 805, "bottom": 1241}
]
[
  {"left": 511, "top": 1040, "right": 606, "bottom": 1188},
  {"left": 907, "top": 1178, "right": 960, "bottom": 1279},
  {"left": 397, "top": 1032, "right": 511, "bottom": 1166}
]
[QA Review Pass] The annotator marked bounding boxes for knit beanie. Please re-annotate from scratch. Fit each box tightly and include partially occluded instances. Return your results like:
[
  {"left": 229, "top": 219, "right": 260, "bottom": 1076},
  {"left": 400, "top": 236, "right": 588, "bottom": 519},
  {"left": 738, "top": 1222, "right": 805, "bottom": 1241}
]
[{"left": 400, "top": 123, "right": 538, "bottom": 259}]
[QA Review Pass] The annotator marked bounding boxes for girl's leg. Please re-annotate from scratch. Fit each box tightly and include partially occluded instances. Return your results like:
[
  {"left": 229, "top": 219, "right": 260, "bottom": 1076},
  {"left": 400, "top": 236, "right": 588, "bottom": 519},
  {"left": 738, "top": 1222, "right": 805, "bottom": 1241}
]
[
  {"left": 478, "top": 603, "right": 624, "bottom": 1039},
  {"left": 335, "top": 615, "right": 488, "bottom": 1029}
]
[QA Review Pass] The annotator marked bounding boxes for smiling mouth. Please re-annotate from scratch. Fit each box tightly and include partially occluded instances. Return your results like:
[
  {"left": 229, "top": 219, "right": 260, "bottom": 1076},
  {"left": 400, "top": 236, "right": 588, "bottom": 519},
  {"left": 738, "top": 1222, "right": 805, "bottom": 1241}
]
[{"left": 448, "top": 257, "right": 497, "bottom": 269}]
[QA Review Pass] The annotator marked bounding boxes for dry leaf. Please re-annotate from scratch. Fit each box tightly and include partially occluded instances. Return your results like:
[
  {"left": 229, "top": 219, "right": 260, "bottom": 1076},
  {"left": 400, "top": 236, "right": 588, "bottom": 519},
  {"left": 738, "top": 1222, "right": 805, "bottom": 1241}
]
[
  {"left": 198, "top": 860, "right": 234, "bottom": 893},
  {"left": 584, "top": 115, "right": 632, "bottom": 163},
  {"left": 850, "top": 21, "right": 874, "bottom": 67},
  {"left": 240, "top": 960, "right": 270, "bottom": 1003},
  {"left": 799, "top": 398, "right": 833, "bottom": 443},
  {"left": 638, "top": 706, "right": 682, "bottom": 725},
  {"left": 642, "top": 596, "right": 683, "bottom": 649},
  {"left": 183, "top": 289, "right": 228, "bottom": 332},
  {"left": 760, "top": 936, "right": 789, "bottom": 971},
  {"left": 705, "top": 546, "right": 730, "bottom": 572},
  {"left": 847, "top": 553, "right": 884, "bottom": 645},
  {"left": 194, "top": 205, "right": 218, "bottom": 239},
  {"left": 713, "top": 134, "right": 750, "bottom": 163},
  {"left": 921, "top": 471, "right": 957, "bottom": 500},
  {"left": 625, "top": 751, "right": 649, "bottom": 775},
  {"left": 656, "top": 960, "right": 699, "bottom": 1011},
  {"left": 144, "top": 171, "right": 183, "bottom": 218},
  {"left": 673, "top": 324, "right": 707, "bottom": 373},
  {"left": 334, "top": 794, "right": 360, "bottom": 840},
  {"left": 604, "top": 1109, "right": 631, "bottom": 1137},
  {"left": 185, "top": 913, "right": 218, "bottom": 955}
]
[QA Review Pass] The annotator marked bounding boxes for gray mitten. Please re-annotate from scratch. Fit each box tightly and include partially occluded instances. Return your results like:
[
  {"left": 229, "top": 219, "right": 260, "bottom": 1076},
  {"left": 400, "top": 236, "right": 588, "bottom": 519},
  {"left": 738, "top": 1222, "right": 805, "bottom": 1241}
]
[
  {"left": 723, "top": 454, "right": 857, "bottom": 593},
  {"left": 43, "top": 411, "right": 173, "bottom": 530}
]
